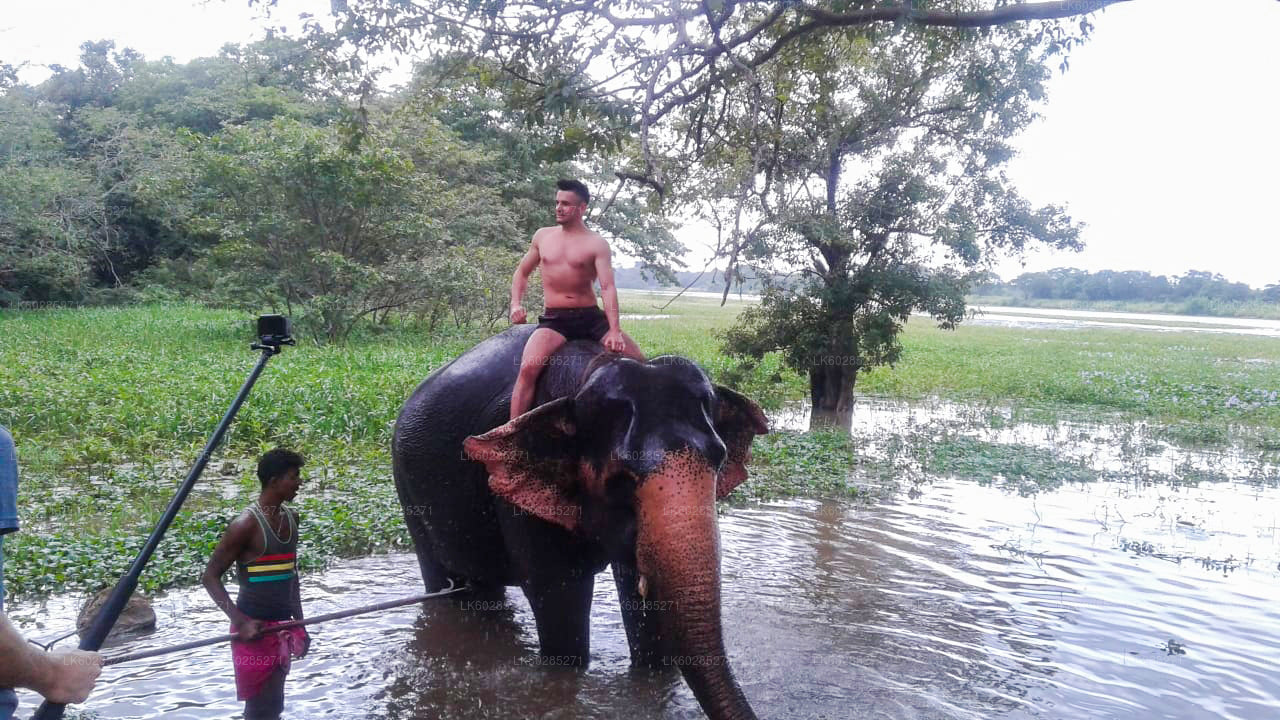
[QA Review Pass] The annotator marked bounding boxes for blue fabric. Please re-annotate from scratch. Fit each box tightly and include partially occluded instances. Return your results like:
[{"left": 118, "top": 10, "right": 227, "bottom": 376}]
[
  {"left": 0, "top": 426, "right": 17, "bottom": 535},
  {"left": 1, "top": 426, "right": 20, "bottom": 720}
]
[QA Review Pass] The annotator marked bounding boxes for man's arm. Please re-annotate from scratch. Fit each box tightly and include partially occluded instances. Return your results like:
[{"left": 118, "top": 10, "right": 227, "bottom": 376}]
[
  {"left": 593, "top": 239, "right": 627, "bottom": 353},
  {"left": 510, "top": 233, "right": 543, "bottom": 324},
  {"left": 289, "top": 511, "right": 309, "bottom": 656},
  {"left": 0, "top": 612, "right": 101, "bottom": 703},
  {"left": 201, "top": 514, "right": 261, "bottom": 641}
]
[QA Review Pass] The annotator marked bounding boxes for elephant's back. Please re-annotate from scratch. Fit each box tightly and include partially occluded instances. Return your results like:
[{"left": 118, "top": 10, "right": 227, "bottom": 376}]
[{"left": 394, "top": 325, "right": 534, "bottom": 448}]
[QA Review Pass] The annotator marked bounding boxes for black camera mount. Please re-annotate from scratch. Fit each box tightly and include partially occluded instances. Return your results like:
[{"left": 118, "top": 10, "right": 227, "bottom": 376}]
[{"left": 251, "top": 313, "right": 296, "bottom": 354}]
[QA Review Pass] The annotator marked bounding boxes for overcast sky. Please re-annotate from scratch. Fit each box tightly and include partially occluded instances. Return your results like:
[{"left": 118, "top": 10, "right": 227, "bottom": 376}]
[{"left": 4, "top": 0, "right": 1278, "bottom": 287}]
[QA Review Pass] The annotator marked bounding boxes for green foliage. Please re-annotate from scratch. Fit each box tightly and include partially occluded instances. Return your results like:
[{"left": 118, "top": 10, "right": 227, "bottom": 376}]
[
  {"left": 744, "top": 430, "right": 861, "bottom": 500},
  {"left": 0, "top": 91, "right": 101, "bottom": 303},
  {"left": 697, "top": 21, "right": 1087, "bottom": 421},
  {"left": 919, "top": 434, "right": 1097, "bottom": 495},
  {"left": 981, "top": 267, "right": 1266, "bottom": 306},
  {"left": 186, "top": 115, "right": 520, "bottom": 343},
  {"left": 2, "top": 39, "right": 678, "bottom": 336},
  {"left": 402, "top": 57, "right": 686, "bottom": 282}
]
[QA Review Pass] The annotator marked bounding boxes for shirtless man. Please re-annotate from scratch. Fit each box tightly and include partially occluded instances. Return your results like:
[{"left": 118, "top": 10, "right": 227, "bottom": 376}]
[
  {"left": 508, "top": 178, "right": 644, "bottom": 420},
  {"left": 202, "top": 448, "right": 309, "bottom": 720}
]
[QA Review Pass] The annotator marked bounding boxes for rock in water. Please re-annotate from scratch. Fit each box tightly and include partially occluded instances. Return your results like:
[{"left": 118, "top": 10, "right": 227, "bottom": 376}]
[{"left": 77, "top": 587, "right": 157, "bottom": 642}]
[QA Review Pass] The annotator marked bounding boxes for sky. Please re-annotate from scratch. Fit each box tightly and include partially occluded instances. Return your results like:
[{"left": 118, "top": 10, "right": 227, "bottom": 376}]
[
  {"left": 1000, "top": 0, "right": 1280, "bottom": 289},
  {"left": 4, "top": 0, "right": 1278, "bottom": 288}
]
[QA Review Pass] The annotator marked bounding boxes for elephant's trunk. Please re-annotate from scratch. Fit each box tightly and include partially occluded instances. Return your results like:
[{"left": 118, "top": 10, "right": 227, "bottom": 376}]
[{"left": 634, "top": 449, "right": 757, "bottom": 720}]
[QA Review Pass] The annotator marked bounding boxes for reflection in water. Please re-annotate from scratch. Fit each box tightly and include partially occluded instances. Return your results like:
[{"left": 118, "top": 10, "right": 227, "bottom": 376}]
[{"left": 11, "top": 477, "right": 1280, "bottom": 719}]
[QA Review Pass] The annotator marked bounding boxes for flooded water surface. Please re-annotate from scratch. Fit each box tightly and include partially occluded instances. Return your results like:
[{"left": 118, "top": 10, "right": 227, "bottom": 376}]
[
  {"left": 10, "top": 399, "right": 1280, "bottom": 719},
  {"left": 13, "top": 478, "right": 1279, "bottom": 719}
]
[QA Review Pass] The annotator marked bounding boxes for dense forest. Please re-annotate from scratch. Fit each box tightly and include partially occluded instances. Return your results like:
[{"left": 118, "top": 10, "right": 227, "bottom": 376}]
[{"left": 0, "top": 39, "right": 681, "bottom": 341}]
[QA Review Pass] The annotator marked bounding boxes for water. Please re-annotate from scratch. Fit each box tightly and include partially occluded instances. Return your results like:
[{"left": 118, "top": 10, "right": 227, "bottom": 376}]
[
  {"left": 771, "top": 395, "right": 1280, "bottom": 487},
  {"left": 619, "top": 294, "right": 1280, "bottom": 339},
  {"left": 11, "top": 459, "right": 1279, "bottom": 719},
  {"left": 964, "top": 306, "right": 1280, "bottom": 339}
]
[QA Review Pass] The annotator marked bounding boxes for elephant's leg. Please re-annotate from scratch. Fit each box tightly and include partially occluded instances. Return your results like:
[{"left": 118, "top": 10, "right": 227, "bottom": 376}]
[
  {"left": 612, "top": 560, "right": 667, "bottom": 668},
  {"left": 405, "top": 514, "right": 506, "bottom": 603},
  {"left": 523, "top": 572, "right": 595, "bottom": 666},
  {"left": 403, "top": 510, "right": 450, "bottom": 592}
]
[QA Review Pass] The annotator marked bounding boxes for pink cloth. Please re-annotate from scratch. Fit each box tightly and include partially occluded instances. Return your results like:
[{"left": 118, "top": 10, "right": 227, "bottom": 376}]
[{"left": 230, "top": 620, "right": 307, "bottom": 701}]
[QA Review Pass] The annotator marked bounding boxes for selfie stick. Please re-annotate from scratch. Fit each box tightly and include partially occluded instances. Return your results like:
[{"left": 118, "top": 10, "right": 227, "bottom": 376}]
[{"left": 34, "top": 315, "right": 295, "bottom": 720}]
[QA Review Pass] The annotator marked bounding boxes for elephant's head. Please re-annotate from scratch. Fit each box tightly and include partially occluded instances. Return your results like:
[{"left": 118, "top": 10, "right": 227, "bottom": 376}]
[{"left": 463, "top": 354, "right": 767, "bottom": 720}]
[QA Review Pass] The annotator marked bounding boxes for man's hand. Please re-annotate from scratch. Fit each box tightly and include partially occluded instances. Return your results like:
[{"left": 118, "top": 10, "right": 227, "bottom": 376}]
[
  {"left": 510, "top": 306, "right": 527, "bottom": 324},
  {"left": 602, "top": 329, "right": 626, "bottom": 353},
  {"left": 38, "top": 649, "right": 103, "bottom": 704},
  {"left": 233, "top": 616, "right": 263, "bottom": 642}
]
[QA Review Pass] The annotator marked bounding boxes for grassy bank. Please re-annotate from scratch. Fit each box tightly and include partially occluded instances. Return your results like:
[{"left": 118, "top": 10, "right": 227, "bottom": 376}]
[{"left": 2, "top": 293, "right": 1278, "bottom": 599}]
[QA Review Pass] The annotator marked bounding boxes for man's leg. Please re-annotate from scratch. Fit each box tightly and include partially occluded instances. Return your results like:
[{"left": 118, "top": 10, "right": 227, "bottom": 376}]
[
  {"left": 244, "top": 666, "right": 286, "bottom": 720},
  {"left": 511, "top": 328, "right": 568, "bottom": 420}
]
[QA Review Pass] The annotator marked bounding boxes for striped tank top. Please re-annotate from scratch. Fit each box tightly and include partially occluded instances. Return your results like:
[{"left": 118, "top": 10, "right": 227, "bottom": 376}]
[{"left": 235, "top": 503, "right": 298, "bottom": 622}]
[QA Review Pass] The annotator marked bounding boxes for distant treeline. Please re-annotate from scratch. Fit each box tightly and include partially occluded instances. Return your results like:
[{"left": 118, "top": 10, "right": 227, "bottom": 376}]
[
  {"left": 977, "top": 268, "right": 1277, "bottom": 302},
  {"left": 972, "top": 268, "right": 1280, "bottom": 317}
]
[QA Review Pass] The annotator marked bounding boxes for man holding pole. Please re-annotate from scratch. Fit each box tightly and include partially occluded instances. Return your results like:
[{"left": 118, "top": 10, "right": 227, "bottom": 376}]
[{"left": 202, "top": 448, "right": 309, "bottom": 720}]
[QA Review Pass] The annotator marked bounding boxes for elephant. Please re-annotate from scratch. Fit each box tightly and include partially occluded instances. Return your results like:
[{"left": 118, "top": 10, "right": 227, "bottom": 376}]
[{"left": 391, "top": 324, "right": 769, "bottom": 720}]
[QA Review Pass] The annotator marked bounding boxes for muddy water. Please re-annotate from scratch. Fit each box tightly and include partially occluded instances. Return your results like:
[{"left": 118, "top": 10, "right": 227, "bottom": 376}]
[{"left": 12, "top": 463, "right": 1280, "bottom": 720}]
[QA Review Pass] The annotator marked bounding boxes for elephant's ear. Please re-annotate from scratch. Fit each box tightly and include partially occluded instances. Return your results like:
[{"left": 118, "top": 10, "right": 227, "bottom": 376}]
[
  {"left": 463, "top": 398, "right": 584, "bottom": 532},
  {"left": 713, "top": 385, "right": 770, "bottom": 500}
]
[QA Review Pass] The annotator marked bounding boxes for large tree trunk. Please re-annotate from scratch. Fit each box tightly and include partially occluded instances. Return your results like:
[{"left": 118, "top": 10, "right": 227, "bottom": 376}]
[{"left": 808, "top": 362, "right": 857, "bottom": 431}]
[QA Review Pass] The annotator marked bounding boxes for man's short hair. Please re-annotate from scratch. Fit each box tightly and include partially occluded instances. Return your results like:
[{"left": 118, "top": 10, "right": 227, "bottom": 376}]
[
  {"left": 257, "top": 448, "right": 305, "bottom": 488},
  {"left": 556, "top": 178, "right": 590, "bottom": 205}
]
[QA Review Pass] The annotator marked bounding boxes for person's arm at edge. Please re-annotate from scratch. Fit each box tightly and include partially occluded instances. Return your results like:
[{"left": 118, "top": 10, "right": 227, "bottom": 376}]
[
  {"left": 594, "top": 239, "right": 626, "bottom": 353},
  {"left": 0, "top": 612, "right": 101, "bottom": 703},
  {"left": 510, "top": 232, "right": 543, "bottom": 323},
  {"left": 201, "top": 514, "right": 261, "bottom": 641},
  {"left": 289, "top": 510, "right": 308, "bottom": 657}
]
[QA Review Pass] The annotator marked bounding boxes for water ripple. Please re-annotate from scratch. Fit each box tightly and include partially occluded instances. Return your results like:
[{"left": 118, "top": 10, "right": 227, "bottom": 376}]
[{"left": 10, "top": 475, "right": 1280, "bottom": 718}]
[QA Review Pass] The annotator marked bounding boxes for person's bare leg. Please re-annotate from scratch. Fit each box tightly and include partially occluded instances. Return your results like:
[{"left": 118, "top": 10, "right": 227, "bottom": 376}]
[
  {"left": 244, "top": 666, "right": 286, "bottom": 719},
  {"left": 511, "top": 328, "right": 568, "bottom": 420},
  {"left": 620, "top": 331, "right": 645, "bottom": 361}
]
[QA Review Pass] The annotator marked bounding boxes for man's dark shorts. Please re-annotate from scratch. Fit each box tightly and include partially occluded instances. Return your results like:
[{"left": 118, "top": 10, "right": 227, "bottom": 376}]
[{"left": 537, "top": 306, "right": 611, "bottom": 342}]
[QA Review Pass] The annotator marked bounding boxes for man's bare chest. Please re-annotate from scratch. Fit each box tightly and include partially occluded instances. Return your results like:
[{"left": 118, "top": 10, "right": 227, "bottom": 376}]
[{"left": 539, "top": 237, "right": 596, "bottom": 270}]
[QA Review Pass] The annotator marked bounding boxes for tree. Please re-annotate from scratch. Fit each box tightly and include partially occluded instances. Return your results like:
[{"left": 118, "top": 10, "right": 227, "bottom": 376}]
[
  {"left": 0, "top": 87, "right": 103, "bottom": 304},
  {"left": 275, "top": 0, "right": 1126, "bottom": 196},
  {"left": 188, "top": 115, "right": 520, "bottom": 342},
  {"left": 696, "top": 18, "right": 1078, "bottom": 426},
  {"left": 399, "top": 56, "right": 686, "bottom": 282},
  {"left": 268, "top": 1, "right": 1118, "bottom": 426}
]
